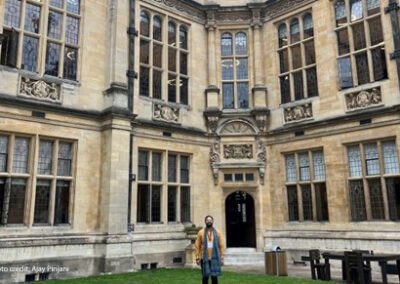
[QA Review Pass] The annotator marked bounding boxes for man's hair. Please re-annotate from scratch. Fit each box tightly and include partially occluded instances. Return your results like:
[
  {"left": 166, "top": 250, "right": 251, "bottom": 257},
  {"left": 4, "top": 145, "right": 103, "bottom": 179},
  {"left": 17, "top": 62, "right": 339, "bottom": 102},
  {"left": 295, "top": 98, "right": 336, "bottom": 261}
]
[{"left": 204, "top": 215, "right": 214, "bottom": 222}]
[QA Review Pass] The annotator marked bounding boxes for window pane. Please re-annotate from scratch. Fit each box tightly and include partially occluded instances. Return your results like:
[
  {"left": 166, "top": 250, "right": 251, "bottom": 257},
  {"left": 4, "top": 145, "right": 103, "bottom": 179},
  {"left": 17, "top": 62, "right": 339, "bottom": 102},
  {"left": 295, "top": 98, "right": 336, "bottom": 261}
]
[
  {"left": 139, "top": 67, "right": 149, "bottom": 97},
  {"left": 137, "top": 184, "right": 150, "bottom": 222},
  {"left": 285, "top": 154, "right": 297, "bottom": 182},
  {"left": 152, "top": 43, "right": 162, "bottom": 68},
  {"left": 235, "top": 32, "right": 247, "bottom": 55},
  {"left": 302, "top": 185, "right": 313, "bottom": 221},
  {"left": 335, "top": 0, "right": 347, "bottom": 27},
  {"left": 153, "top": 16, "right": 162, "bottom": 41},
  {"left": 22, "top": 36, "right": 38, "bottom": 72},
  {"left": 337, "top": 29, "right": 350, "bottom": 55},
  {"left": 235, "top": 173, "right": 244, "bottom": 182},
  {"left": 151, "top": 186, "right": 161, "bottom": 222},
  {"left": 58, "top": 142, "right": 73, "bottom": 176},
  {"left": 168, "top": 186, "right": 177, "bottom": 222},
  {"left": 348, "top": 145, "right": 362, "bottom": 177},
  {"left": 306, "top": 67, "right": 318, "bottom": 98},
  {"left": 4, "top": 0, "right": 21, "bottom": 28},
  {"left": 291, "top": 45, "right": 302, "bottom": 69},
  {"left": 221, "top": 33, "right": 233, "bottom": 56},
  {"left": 8, "top": 179, "right": 26, "bottom": 224},
  {"left": 45, "top": 42, "right": 61, "bottom": 76},
  {"left": 0, "top": 136, "right": 8, "bottom": 172},
  {"left": 66, "top": 0, "right": 80, "bottom": 14},
  {"left": 38, "top": 140, "right": 53, "bottom": 175},
  {"left": 181, "top": 186, "right": 191, "bottom": 222},
  {"left": 224, "top": 174, "right": 233, "bottom": 182},
  {"left": 34, "top": 180, "right": 51, "bottom": 224},
  {"left": 140, "top": 11, "right": 150, "bottom": 37},
  {"left": 313, "top": 151, "right": 325, "bottom": 180},
  {"left": 138, "top": 150, "right": 149, "bottom": 181},
  {"left": 65, "top": 16, "right": 79, "bottom": 45},
  {"left": 140, "top": 40, "right": 149, "bottom": 64},
  {"left": 367, "top": 0, "right": 380, "bottom": 15},
  {"left": 180, "top": 156, "right": 189, "bottom": 183},
  {"left": 315, "top": 183, "right": 329, "bottom": 221},
  {"left": 368, "top": 179, "right": 385, "bottom": 220},
  {"left": 54, "top": 180, "right": 70, "bottom": 224},
  {"left": 350, "top": 0, "right": 363, "bottom": 22},
  {"left": 180, "top": 77, "right": 188, "bottom": 105},
  {"left": 304, "top": 40, "right": 315, "bottom": 65},
  {"left": 279, "top": 49, "right": 289, "bottom": 73},
  {"left": 152, "top": 152, "right": 162, "bottom": 182},
  {"left": 364, "top": 143, "right": 380, "bottom": 175},
  {"left": 168, "top": 74, "right": 177, "bottom": 103},
  {"left": 13, "top": 137, "right": 29, "bottom": 173},
  {"left": 0, "top": 179, "right": 4, "bottom": 223},
  {"left": 245, "top": 173, "right": 254, "bottom": 181},
  {"left": 237, "top": 83, "right": 249, "bottom": 109},
  {"left": 50, "top": 0, "right": 63, "bottom": 8},
  {"left": 168, "top": 21, "right": 176, "bottom": 46},
  {"left": 338, "top": 57, "right": 353, "bottom": 89},
  {"left": 153, "top": 70, "right": 162, "bottom": 100},
  {"left": 352, "top": 23, "right": 366, "bottom": 50},
  {"left": 236, "top": 58, "right": 248, "bottom": 80},
  {"left": 293, "top": 71, "right": 304, "bottom": 101},
  {"left": 24, "top": 4, "right": 40, "bottom": 33},
  {"left": 222, "top": 59, "right": 234, "bottom": 80},
  {"left": 180, "top": 26, "right": 188, "bottom": 49},
  {"left": 168, "top": 154, "right": 177, "bottom": 182},
  {"left": 369, "top": 17, "right": 383, "bottom": 46},
  {"left": 0, "top": 29, "right": 18, "bottom": 68},
  {"left": 222, "top": 83, "right": 234, "bottom": 109},
  {"left": 280, "top": 76, "right": 291, "bottom": 104},
  {"left": 278, "top": 24, "right": 288, "bottom": 48},
  {"left": 299, "top": 152, "right": 310, "bottom": 181},
  {"left": 349, "top": 180, "right": 367, "bottom": 221},
  {"left": 290, "top": 19, "right": 300, "bottom": 43},
  {"left": 48, "top": 12, "right": 62, "bottom": 39},
  {"left": 168, "top": 48, "right": 176, "bottom": 72},
  {"left": 303, "top": 14, "right": 314, "bottom": 39},
  {"left": 63, "top": 47, "right": 78, "bottom": 80},
  {"left": 287, "top": 186, "right": 299, "bottom": 221},
  {"left": 386, "top": 178, "right": 400, "bottom": 221},
  {"left": 355, "top": 52, "right": 370, "bottom": 85},
  {"left": 382, "top": 141, "right": 399, "bottom": 174},
  {"left": 180, "top": 52, "right": 187, "bottom": 75},
  {"left": 372, "top": 47, "right": 388, "bottom": 81}
]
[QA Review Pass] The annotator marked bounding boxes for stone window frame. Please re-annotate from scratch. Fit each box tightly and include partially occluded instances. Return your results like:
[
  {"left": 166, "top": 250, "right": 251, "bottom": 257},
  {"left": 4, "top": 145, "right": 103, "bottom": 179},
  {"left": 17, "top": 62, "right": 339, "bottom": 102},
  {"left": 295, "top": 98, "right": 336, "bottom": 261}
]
[
  {"left": 276, "top": 10, "right": 319, "bottom": 105},
  {"left": 219, "top": 31, "right": 250, "bottom": 110},
  {"left": 284, "top": 149, "right": 329, "bottom": 223},
  {"left": 136, "top": 149, "right": 191, "bottom": 224},
  {"left": 0, "top": 133, "right": 76, "bottom": 228},
  {"left": 138, "top": 8, "right": 190, "bottom": 106},
  {"left": 346, "top": 139, "right": 400, "bottom": 222},
  {"left": 1, "top": 0, "right": 82, "bottom": 81},
  {"left": 333, "top": 0, "right": 388, "bottom": 90}
]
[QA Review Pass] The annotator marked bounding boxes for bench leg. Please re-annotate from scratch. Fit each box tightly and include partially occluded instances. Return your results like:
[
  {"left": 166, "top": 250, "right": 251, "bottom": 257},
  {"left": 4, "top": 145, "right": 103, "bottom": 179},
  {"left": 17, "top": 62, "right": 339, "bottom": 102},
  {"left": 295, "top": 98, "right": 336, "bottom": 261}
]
[
  {"left": 380, "top": 261, "right": 388, "bottom": 284},
  {"left": 396, "top": 260, "right": 400, "bottom": 284}
]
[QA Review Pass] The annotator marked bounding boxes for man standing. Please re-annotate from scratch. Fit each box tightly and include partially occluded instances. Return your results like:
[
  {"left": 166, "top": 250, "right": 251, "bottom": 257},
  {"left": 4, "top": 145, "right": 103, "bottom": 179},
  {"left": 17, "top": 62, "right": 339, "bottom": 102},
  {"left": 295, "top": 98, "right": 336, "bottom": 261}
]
[{"left": 195, "top": 215, "right": 224, "bottom": 284}]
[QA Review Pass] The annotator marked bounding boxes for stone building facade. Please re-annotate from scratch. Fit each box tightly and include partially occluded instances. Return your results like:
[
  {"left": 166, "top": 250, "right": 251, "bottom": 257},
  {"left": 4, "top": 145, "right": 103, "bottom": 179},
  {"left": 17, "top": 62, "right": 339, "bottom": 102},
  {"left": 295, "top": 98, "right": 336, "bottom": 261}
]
[{"left": 0, "top": 0, "right": 400, "bottom": 282}]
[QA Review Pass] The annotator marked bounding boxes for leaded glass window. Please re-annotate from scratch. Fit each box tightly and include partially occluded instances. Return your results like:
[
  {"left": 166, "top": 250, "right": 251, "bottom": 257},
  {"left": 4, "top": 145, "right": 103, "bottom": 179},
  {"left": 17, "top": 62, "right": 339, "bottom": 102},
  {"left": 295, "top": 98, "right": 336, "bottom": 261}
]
[
  {"left": 313, "top": 151, "right": 325, "bottom": 180},
  {"left": 12, "top": 137, "right": 29, "bottom": 173},
  {"left": 299, "top": 152, "right": 310, "bottom": 181},
  {"left": 364, "top": 143, "right": 380, "bottom": 175},
  {"left": 386, "top": 178, "right": 400, "bottom": 221},
  {"left": 153, "top": 16, "right": 162, "bottom": 42},
  {"left": 287, "top": 186, "right": 299, "bottom": 221},
  {"left": 57, "top": 142, "right": 72, "bottom": 176},
  {"left": 366, "top": 0, "right": 380, "bottom": 15},
  {"left": 0, "top": 136, "right": 9, "bottom": 172},
  {"left": 382, "top": 141, "right": 399, "bottom": 174},
  {"left": 290, "top": 19, "right": 300, "bottom": 43},
  {"left": 221, "top": 33, "right": 233, "bottom": 56},
  {"left": 151, "top": 186, "right": 161, "bottom": 222},
  {"left": 168, "top": 154, "right": 177, "bottom": 183},
  {"left": 181, "top": 186, "right": 191, "bottom": 222},
  {"left": 180, "top": 156, "right": 189, "bottom": 183},
  {"left": 285, "top": 154, "right": 296, "bottom": 182},
  {"left": 350, "top": 0, "right": 363, "bottom": 21},
  {"left": 368, "top": 179, "right": 385, "bottom": 219},
  {"left": 8, "top": 179, "right": 27, "bottom": 224},
  {"left": 54, "top": 180, "right": 70, "bottom": 224},
  {"left": 349, "top": 180, "right": 367, "bottom": 221},
  {"left": 34, "top": 179, "right": 51, "bottom": 224},
  {"left": 140, "top": 11, "right": 150, "bottom": 37},
  {"left": 278, "top": 24, "right": 287, "bottom": 48},
  {"left": 335, "top": 0, "right": 347, "bottom": 26},
  {"left": 302, "top": 185, "right": 313, "bottom": 221},
  {"left": 235, "top": 32, "right": 247, "bottom": 55},
  {"left": 38, "top": 140, "right": 53, "bottom": 175},
  {"left": 137, "top": 184, "right": 150, "bottom": 223},
  {"left": 152, "top": 152, "right": 162, "bottom": 182},
  {"left": 138, "top": 150, "right": 149, "bottom": 181},
  {"left": 168, "top": 186, "right": 177, "bottom": 222},
  {"left": 303, "top": 14, "right": 314, "bottom": 38},
  {"left": 348, "top": 145, "right": 362, "bottom": 177}
]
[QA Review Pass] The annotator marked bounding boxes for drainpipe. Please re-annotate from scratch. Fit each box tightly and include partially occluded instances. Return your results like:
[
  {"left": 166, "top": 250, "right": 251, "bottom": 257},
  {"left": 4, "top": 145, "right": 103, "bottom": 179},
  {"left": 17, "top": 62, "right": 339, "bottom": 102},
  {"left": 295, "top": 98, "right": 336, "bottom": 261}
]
[{"left": 127, "top": 0, "right": 137, "bottom": 232}]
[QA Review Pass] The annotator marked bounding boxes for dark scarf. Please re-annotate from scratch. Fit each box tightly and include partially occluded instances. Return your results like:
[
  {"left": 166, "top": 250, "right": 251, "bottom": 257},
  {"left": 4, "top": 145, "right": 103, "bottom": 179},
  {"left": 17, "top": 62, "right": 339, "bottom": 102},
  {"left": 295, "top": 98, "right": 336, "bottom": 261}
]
[{"left": 202, "top": 227, "right": 221, "bottom": 277}]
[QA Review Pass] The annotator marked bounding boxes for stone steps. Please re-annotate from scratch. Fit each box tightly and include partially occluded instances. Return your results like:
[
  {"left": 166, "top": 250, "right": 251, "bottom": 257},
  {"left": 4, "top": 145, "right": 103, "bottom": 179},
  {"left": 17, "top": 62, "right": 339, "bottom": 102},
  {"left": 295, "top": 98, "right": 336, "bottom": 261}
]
[{"left": 224, "top": 248, "right": 264, "bottom": 266}]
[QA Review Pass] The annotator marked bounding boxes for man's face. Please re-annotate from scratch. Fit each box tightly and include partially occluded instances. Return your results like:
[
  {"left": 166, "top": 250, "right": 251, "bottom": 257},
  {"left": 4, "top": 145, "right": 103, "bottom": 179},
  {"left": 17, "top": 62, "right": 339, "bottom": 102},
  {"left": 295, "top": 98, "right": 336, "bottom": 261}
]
[{"left": 205, "top": 217, "right": 213, "bottom": 228}]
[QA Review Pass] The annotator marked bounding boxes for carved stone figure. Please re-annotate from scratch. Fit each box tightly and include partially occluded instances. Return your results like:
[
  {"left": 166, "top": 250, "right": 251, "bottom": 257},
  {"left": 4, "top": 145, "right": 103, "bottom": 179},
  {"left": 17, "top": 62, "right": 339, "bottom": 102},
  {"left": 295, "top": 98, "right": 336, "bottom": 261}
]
[
  {"left": 223, "top": 144, "right": 253, "bottom": 159},
  {"left": 153, "top": 103, "right": 179, "bottom": 123},
  {"left": 209, "top": 140, "right": 221, "bottom": 163},
  {"left": 284, "top": 103, "right": 313, "bottom": 122},
  {"left": 256, "top": 141, "right": 266, "bottom": 163},
  {"left": 20, "top": 78, "right": 60, "bottom": 102},
  {"left": 345, "top": 88, "right": 382, "bottom": 110}
]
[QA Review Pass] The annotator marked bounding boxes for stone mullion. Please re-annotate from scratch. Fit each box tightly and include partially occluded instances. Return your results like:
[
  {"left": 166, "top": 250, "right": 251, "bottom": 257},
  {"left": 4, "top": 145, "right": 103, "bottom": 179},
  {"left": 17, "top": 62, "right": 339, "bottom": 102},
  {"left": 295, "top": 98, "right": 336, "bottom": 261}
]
[
  {"left": 17, "top": 0, "right": 27, "bottom": 69},
  {"left": 377, "top": 141, "right": 390, "bottom": 220},
  {"left": 309, "top": 151, "right": 318, "bottom": 221},
  {"left": 207, "top": 26, "right": 217, "bottom": 87},
  {"left": 161, "top": 151, "right": 168, "bottom": 224},
  {"left": 364, "top": 14, "right": 375, "bottom": 82},
  {"left": 295, "top": 154, "right": 304, "bottom": 221},
  {"left": 29, "top": 135, "right": 40, "bottom": 228},
  {"left": 48, "top": 140, "right": 59, "bottom": 226},
  {"left": 39, "top": 0, "right": 49, "bottom": 76},
  {"left": 385, "top": 0, "right": 400, "bottom": 90},
  {"left": 360, "top": 144, "right": 372, "bottom": 220}
]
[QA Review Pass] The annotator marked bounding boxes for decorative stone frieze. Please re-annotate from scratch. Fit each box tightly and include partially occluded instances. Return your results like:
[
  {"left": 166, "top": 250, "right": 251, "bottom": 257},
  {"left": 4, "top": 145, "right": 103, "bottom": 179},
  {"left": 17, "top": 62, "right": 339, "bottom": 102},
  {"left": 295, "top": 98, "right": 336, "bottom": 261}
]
[
  {"left": 284, "top": 103, "right": 313, "bottom": 123},
  {"left": 345, "top": 87, "right": 382, "bottom": 111},
  {"left": 223, "top": 144, "right": 253, "bottom": 159},
  {"left": 153, "top": 103, "right": 179, "bottom": 123},
  {"left": 262, "top": 0, "right": 315, "bottom": 20},
  {"left": 144, "top": 0, "right": 205, "bottom": 23},
  {"left": 219, "top": 120, "right": 256, "bottom": 136},
  {"left": 19, "top": 77, "right": 61, "bottom": 103}
]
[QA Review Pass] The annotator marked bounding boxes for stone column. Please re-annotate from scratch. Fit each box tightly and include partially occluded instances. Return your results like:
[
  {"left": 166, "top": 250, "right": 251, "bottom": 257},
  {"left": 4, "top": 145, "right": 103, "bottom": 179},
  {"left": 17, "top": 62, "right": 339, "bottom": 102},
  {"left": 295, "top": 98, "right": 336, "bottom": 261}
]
[{"left": 385, "top": 0, "right": 400, "bottom": 91}]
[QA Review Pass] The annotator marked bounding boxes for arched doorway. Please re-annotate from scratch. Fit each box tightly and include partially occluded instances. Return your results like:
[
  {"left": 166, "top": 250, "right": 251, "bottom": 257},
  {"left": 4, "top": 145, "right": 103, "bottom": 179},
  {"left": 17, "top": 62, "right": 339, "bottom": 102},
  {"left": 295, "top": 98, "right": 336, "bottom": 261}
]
[{"left": 225, "top": 191, "right": 256, "bottom": 248}]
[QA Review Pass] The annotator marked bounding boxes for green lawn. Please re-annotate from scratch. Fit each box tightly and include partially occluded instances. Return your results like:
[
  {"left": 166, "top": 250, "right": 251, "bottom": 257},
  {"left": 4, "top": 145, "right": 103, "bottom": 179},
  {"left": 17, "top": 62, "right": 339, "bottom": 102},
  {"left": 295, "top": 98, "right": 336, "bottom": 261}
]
[{"left": 38, "top": 268, "right": 339, "bottom": 284}]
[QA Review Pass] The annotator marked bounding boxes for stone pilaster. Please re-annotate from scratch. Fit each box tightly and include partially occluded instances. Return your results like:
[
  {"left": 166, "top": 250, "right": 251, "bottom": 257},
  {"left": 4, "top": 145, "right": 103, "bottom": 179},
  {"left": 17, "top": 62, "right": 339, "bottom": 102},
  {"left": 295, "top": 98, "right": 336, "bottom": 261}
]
[{"left": 385, "top": 0, "right": 400, "bottom": 90}]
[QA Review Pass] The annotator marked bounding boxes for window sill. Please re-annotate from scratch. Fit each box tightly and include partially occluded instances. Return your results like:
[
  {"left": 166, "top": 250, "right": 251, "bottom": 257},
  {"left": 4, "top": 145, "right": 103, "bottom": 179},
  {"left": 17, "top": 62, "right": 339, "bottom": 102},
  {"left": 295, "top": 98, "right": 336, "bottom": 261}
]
[
  {"left": 338, "top": 80, "right": 388, "bottom": 96},
  {"left": 280, "top": 96, "right": 319, "bottom": 108},
  {"left": 139, "top": 96, "right": 191, "bottom": 110}
]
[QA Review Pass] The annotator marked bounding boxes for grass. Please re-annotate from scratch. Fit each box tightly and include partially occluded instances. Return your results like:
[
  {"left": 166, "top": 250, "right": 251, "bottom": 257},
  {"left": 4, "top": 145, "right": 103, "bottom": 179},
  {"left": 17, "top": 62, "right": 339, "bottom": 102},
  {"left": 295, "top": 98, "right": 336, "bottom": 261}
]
[{"left": 38, "top": 268, "right": 340, "bottom": 284}]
